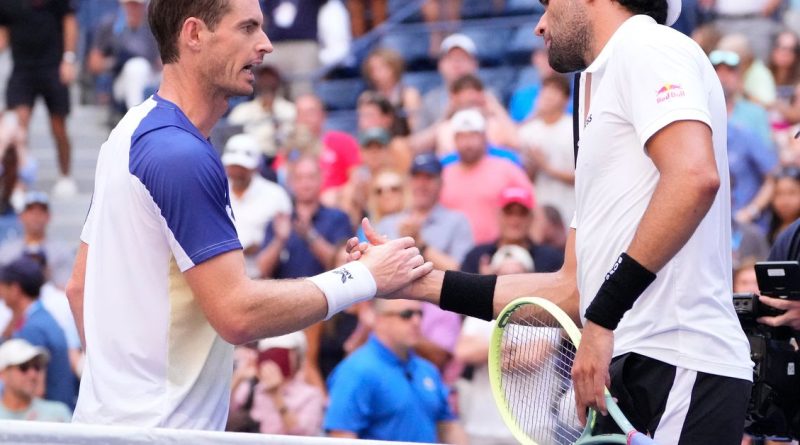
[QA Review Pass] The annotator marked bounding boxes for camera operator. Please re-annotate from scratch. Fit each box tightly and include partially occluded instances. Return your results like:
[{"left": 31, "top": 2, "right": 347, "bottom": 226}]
[{"left": 761, "top": 131, "right": 800, "bottom": 332}]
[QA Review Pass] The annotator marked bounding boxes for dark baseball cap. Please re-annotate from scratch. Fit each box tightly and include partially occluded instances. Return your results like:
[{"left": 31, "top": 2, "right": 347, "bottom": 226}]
[
  {"left": 0, "top": 257, "right": 45, "bottom": 298},
  {"left": 410, "top": 153, "right": 442, "bottom": 176}
]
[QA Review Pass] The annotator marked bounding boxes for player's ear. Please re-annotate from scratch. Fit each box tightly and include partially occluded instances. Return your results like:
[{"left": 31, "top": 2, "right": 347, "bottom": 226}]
[{"left": 180, "top": 17, "right": 207, "bottom": 54}]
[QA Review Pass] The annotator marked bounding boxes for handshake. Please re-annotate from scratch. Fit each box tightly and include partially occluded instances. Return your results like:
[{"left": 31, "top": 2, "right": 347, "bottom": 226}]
[{"left": 341, "top": 218, "right": 440, "bottom": 303}]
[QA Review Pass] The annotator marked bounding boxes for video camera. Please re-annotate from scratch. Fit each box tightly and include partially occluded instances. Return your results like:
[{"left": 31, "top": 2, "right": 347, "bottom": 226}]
[{"left": 734, "top": 261, "right": 800, "bottom": 440}]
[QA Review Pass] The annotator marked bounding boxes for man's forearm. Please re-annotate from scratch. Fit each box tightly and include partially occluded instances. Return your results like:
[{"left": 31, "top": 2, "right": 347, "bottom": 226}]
[{"left": 63, "top": 14, "right": 78, "bottom": 54}]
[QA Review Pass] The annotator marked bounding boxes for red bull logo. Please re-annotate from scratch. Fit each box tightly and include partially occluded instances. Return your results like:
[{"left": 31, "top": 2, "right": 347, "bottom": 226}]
[{"left": 656, "top": 84, "right": 685, "bottom": 103}]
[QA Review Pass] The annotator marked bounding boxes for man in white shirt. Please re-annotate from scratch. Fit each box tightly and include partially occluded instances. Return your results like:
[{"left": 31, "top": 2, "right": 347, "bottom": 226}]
[
  {"left": 66, "top": 0, "right": 431, "bottom": 430},
  {"left": 350, "top": 0, "right": 753, "bottom": 443},
  {"left": 223, "top": 133, "right": 292, "bottom": 266},
  {"left": 518, "top": 74, "right": 575, "bottom": 222}
]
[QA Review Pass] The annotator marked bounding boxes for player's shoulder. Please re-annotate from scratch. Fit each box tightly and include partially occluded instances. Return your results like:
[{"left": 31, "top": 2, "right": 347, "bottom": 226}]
[{"left": 616, "top": 17, "right": 703, "bottom": 59}]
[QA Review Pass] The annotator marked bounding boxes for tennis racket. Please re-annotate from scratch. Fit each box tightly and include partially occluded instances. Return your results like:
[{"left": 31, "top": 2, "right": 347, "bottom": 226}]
[{"left": 488, "top": 297, "right": 657, "bottom": 445}]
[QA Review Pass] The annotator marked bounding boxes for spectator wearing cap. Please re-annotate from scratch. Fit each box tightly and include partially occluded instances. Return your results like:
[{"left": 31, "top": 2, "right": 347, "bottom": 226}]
[
  {"left": 227, "top": 65, "right": 297, "bottom": 161},
  {"left": 716, "top": 34, "right": 777, "bottom": 107},
  {"left": 461, "top": 186, "right": 563, "bottom": 275},
  {"left": 223, "top": 134, "right": 292, "bottom": 276},
  {"left": 0, "top": 339, "right": 71, "bottom": 421},
  {"left": 0, "top": 192, "right": 75, "bottom": 290},
  {"left": 356, "top": 92, "right": 413, "bottom": 172},
  {"left": 229, "top": 332, "right": 325, "bottom": 436},
  {"left": 0, "top": 192, "right": 81, "bottom": 379},
  {"left": 324, "top": 298, "right": 468, "bottom": 444},
  {"left": 712, "top": 50, "right": 778, "bottom": 227},
  {"left": 518, "top": 75, "right": 576, "bottom": 223},
  {"left": 440, "top": 109, "right": 533, "bottom": 244},
  {"left": 256, "top": 155, "right": 354, "bottom": 279},
  {"left": 375, "top": 153, "right": 473, "bottom": 373},
  {"left": 87, "top": 0, "right": 161, "bottom": 112},
  {"left": 417, "top": 34, "right": 479, "bottom": 134},
  {"left": 432, "top": 74, "right": 521, "bottom": 157},
  {"left": 0, "top": 257, "right": 77, "bottom": 409}
]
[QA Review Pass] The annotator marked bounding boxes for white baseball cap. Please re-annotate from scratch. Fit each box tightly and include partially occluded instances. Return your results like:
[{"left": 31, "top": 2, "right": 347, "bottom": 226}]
[
  {"left": 451, "top": 108, "right": 486, "bottom": 134},
  {"left": 222, "top": 134, "right": 260, "bottom": 170},
  {"left": 440, "top": 33, "right": 477, "bottom": 57},
  {"left": 491, "top": 245, "right": 535, "bottom": 272},
  {"left": 257, "top": 331, "right": 307, "bottom": 356},
  {"left": 666, "top": 0, "right": 681, "bottom": 27},
  {"left": 0, "top": 339, "right": 49, "bottom": 371}
]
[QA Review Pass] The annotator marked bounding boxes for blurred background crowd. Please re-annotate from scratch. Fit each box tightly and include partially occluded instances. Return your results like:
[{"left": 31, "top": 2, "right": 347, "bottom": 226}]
[{"left": 0, "top": 0, "right": 798, "bottom": 444}]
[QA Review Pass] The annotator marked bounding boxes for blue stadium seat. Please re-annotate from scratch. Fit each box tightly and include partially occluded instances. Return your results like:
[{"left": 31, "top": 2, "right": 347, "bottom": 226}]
[
  {"left": 379, "top": 30, "right": 432, "bottom": 67},
  {"left": 403, "top": 71, "right": 442, "bottom": 95},
  {"left": 325, "top": 110, "right": 359, "bottom": 136},
  {"left": 478, "top": 67, "right": 517, "bottom": 104},
  {"left": 461, "top": 0, "right": 497, "bottom": 18},
  {"left": 315, "top": 79, "right": 366, "bottom": 111},
  {"left": 461, "top": 27, "right": 512, "bottom": 66},
  {"left": 389, "top": 0, "right": 424, "bottom": 23},
  {"left": 506, "top": 0, "right": 545, "bottom": 15},
  {"left": 506, "top": 23, "right": 544, "bottom": 64}
]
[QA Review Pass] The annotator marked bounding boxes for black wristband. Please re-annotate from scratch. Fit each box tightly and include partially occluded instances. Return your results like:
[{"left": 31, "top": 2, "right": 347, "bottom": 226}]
[
  {"left": 440, "top": 271, "right": 497, "bottom": 321},
  {"left": 584, "top": 253, "right": 656, "bottom": 330}
]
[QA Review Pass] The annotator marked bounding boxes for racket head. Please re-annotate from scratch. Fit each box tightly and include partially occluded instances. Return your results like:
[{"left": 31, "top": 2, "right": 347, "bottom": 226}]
[{"left": 489, "top": 297, "right": 584, "bottom": 445}]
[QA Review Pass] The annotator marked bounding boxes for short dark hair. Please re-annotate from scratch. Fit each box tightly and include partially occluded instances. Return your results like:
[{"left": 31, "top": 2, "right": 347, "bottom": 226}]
[
  {"left": 541, "top": 75, "right": 571, "bottom": 98},
  {"left": 357, "top": 91, "right": 394, "bottom": 116},
  {"left": 615, "top": 0, "right": 668, "bottom": 25},
  {"left": 148, "top": 0, "right": 232, "bottom": 64},
  {"left": 450, "top": 74, "right": 484, "bottom": 95}
]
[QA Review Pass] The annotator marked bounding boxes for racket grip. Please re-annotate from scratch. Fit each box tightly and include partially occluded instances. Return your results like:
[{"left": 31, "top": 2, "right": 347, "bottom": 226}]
[{"left": 628, "top": 432, "right": 658, "bottom": 445}]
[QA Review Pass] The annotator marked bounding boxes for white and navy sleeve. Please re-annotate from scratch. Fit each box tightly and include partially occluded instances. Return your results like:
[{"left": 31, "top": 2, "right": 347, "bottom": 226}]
[{"left": 131, "top": 128, "right": 242, "bottom": 271}]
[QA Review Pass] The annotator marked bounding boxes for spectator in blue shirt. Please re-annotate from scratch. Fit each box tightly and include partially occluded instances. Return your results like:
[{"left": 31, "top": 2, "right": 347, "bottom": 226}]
[
  {"left": 324, "top": 298, "right": 467, "bottom": 444},
  {"left": 257, "top": 155, "right": 353, "bottom": 279},
  {"left": 0, "top": 257, "right": 77, "bottom": 410},
  {"left": 727, "top": 122, "right": 778, "bottom": 224}
]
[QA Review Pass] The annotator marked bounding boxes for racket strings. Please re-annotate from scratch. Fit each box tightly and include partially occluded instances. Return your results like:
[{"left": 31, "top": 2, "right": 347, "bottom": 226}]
[{"left": 500, "top": 309, "right": 582, "bottom": 444}]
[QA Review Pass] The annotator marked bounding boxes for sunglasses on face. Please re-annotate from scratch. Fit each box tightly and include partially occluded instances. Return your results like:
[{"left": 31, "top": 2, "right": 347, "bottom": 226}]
[
  {"left": 709, "top": 50, "right": 741, "bottom": 68},
  {"left": 15, "top": 360, "right": 43, "bottom": 373},
  {"left": 383, "top": 309, "right": 424, "bottom": 320},
  {"left": 374, "top": 185, "right": 403, "bottom": 195}
]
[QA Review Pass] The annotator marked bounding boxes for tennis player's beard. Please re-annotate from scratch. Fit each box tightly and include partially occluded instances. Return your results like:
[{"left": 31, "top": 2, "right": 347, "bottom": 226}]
[{"left": 547, "top": 14, "right": 592, "bottom": 73}]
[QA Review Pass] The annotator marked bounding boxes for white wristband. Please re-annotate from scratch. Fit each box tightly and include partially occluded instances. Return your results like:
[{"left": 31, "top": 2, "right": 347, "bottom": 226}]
[{"left": 307, "top": 261, "right": 377, "bottom": 320}]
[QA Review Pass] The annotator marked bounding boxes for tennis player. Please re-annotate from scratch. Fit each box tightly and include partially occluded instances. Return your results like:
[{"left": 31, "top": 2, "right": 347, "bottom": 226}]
[
  {"left": 64, "top": 0, "right": 431, "bottom": 429},
  {"left": 351, "top": 0, "right": 753, "bottom": 442}
]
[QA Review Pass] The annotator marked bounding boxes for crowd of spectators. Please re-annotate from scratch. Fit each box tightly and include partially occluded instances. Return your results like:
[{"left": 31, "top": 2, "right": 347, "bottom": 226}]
[{"left": 0, "top": 1, "right": 797, "bottom": 444}]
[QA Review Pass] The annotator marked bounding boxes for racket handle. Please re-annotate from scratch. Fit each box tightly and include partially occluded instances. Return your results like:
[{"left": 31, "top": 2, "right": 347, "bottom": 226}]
[{"left": 628, "top": 431, "right": 658, "bottom": 445}]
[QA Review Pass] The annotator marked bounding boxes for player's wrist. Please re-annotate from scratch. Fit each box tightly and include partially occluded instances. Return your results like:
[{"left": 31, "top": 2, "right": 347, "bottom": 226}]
[
  {"left": 584, "top": 253, "right": 656, "bottom": 331},
  {"left": 440, "top": 270, "right": 497, "bottom": 321},
  {"left": 307, "top": 261, "right": 377, "bottom": 320}
]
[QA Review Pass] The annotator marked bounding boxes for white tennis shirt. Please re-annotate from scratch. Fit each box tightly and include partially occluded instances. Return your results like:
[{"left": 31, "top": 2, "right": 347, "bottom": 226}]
[
  {"left": 574, "top": 16, "right": 752, "bottom": 381},
  {"left": 74, "top": 95, "right": 244, "bottom": 428}
]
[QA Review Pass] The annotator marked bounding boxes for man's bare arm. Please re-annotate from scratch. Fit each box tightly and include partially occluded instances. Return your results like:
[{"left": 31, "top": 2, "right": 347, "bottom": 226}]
[
  {"left": 186, "top": 237, "right": 431, "bottom": 345},
  {"left": 65, "top": 242, "right": 88, "bottom": 347},
  {"left": 626, "top": 120, "right": 720, "bottom": 272}
]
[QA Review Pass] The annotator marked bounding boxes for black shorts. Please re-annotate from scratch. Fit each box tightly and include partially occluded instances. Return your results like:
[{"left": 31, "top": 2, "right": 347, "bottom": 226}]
[
  {"left": 6, "top": 66, "right": 70, "bottom": 116},
  {"left": 595, "top": 352, "right": 752, "bottom": 445}
]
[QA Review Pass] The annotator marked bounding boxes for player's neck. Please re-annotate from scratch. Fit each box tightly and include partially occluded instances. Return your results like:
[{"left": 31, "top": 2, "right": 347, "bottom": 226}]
[
  {"left": 587, "top": 7, "right": 635, "bottom": 65},
  {"left": 158, "top": 65, "right": 228, "bottom": 138}
]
